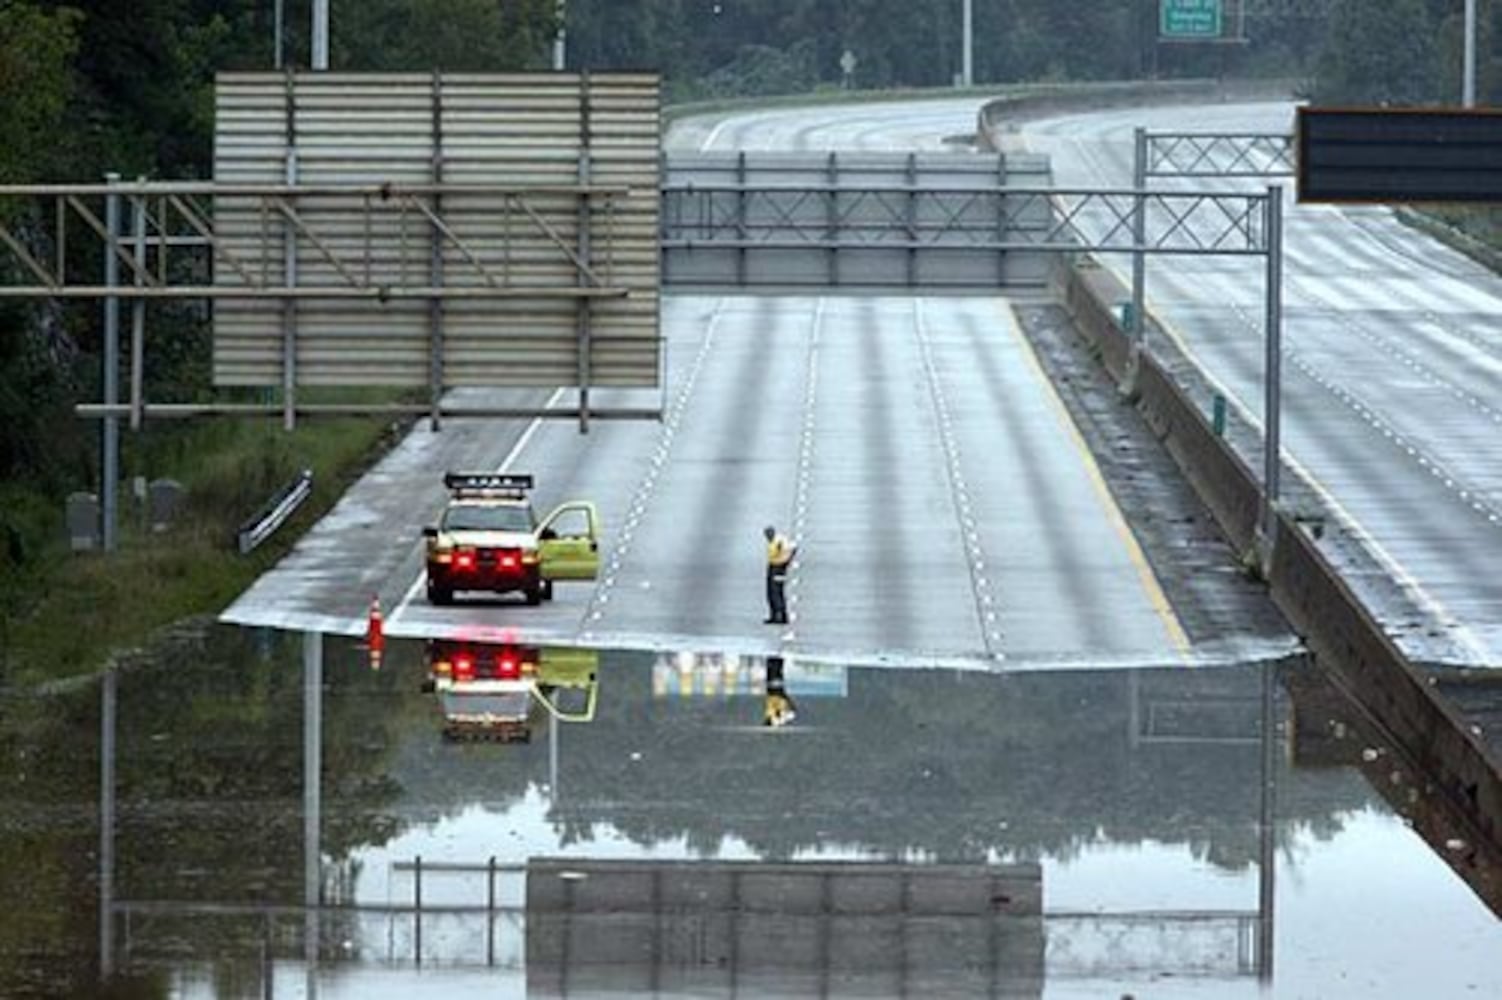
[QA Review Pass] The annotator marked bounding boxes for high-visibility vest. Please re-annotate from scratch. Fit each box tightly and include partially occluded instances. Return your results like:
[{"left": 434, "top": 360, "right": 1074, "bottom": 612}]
[{"left": 767, "top": 535, "right": 795, "bottom": 569}]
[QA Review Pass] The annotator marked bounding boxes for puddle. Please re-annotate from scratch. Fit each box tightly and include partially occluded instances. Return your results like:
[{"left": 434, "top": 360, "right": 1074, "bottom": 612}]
[{"left": 2, "top": 625, "right": 1500, "bottom": 997}]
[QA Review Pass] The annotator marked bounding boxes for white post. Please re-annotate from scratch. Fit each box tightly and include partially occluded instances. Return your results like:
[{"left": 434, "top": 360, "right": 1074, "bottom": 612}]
[
  {"left": 962, "top": 0, "right": 974, "bottom": 87},
  {"left": 553, "top": 0, "right": 566, "bottom": 71},
  {"left": 1463, "top": 0, "right": 1478, "bottom": 108},
  {"left": 312, "top": 0, "right": 329, "bottom": 71}
]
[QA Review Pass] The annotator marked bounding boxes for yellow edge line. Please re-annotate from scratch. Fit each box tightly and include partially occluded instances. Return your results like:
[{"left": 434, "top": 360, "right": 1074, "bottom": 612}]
[{"left": 1001, "top": 300, "right": 1192, "bottom": 658}]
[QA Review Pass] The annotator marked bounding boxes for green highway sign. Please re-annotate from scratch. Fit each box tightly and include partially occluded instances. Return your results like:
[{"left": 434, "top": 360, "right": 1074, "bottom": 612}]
[{"left": 1160, "top": 0, "right": 1223, "bottom": 39}]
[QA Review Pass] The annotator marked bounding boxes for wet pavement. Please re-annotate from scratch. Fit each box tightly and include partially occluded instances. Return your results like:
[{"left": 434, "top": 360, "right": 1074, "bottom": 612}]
[{"left": 3, "top": 625, "right": 1502, "bottom": 998}]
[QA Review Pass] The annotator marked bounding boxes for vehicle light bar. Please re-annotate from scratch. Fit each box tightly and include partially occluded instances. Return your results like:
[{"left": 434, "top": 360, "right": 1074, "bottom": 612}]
[{"left": 444, "top": 471, "right": 534, "bottom": 495}]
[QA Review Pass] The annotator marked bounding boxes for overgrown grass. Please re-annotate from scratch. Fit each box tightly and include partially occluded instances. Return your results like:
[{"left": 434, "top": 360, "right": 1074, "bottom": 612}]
[{"left": 0, "top": 399, "right": 407, "bottom": 685}]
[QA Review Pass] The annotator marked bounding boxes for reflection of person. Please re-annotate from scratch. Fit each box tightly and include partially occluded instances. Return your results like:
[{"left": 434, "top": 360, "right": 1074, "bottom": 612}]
[
  {"left": 763, "top": 525, "right": 797, "bottom": 625},
  {"left": 763, "top": 656, "right": 797, "bottom": 727}
]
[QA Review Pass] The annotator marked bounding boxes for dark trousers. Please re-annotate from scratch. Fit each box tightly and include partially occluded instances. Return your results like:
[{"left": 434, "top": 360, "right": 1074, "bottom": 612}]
[{"left": 766, "top": 566, "right": 788, "bottom": 622}]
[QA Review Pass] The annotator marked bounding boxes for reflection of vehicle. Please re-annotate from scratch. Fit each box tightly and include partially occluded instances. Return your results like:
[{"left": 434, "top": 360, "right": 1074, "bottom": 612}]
[
  {"left": 422, "top": 473, "right": 600, "bottom": 606},
  {"left": 426, "top": 639, "right": 599, "bottom": 741}
]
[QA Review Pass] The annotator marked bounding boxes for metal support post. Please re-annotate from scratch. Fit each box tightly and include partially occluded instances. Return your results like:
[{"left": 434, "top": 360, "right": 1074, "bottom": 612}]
[
  {"left": 102, "top": 174, "right": 121, "bottom": 552},
  {"left": 1464, "top": 0, "right": 1478, "bottom": 108},
  {"left": 130, "top": 183, "right": 146, "bottom": 431},
  {"left": 1256, "top": 658, "right": 1278, "bottom": 981},
  {"left": 553, "top": 0, "right": 567, "bottom": 71},
  {"left": 486, "top": 856, "right": 498, "bottom": 967},
  {"left": 576, "top": 73, "right": 593, "bottom": 434},
  {"left": 826, "top": 152, "right": 839, "bottom": 285},
  {"left": 549, "top": 711, "right": 560, "bottom": 801},
  {"left": 1127, "top": 127, "right": 1148, "bottom": 397},
  {"left": 98, "top": 667, "right": 117, "bottom": 980},
  {"left": 414, "top": 855, "right": 424, "bottom": 965},
  {"left": 303, "top": 631, "right": 323, "bottom": 997},
  {"left": 735, "top": 151, "right": 748, "bottom": 287},
  {"left": 311, "top": 0, "right": 329, "bottom": 71},
  {"left": 429, "top": 73, "right": 446, "bottom": 432},
  {"left": 905, "top": 152, "right": 919, "bottom": 288},
  {"left": 282, "top": 79, "right": 299, "bottom": 432},
  {"left": 1259, "top": 185, "right": 1284, "bottom": 567},
  {"left": 962, "top": 0, "right": 974, "bottom": 86},
  {"left": 274, "top": 0, "right": 284, "bottom": 70}
]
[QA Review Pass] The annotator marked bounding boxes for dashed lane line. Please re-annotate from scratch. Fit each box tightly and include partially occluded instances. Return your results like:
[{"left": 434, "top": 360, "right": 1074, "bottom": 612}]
[
  {"left": 914, "top": 298, "right": 1005, "bottom": 659},
  {"left": 579, "top": 300, "right": 726, "bottom": 640},
  {"left": 782, "top": 298, "right": 825, "bottom": 643}
]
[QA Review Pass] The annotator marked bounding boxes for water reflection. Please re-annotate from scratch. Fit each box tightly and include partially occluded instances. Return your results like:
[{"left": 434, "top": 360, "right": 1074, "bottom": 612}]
[
  {"left": 1, "top": 626, "right": 1495, "bottom": 996},
  {"left": 81, "top": 632, "right": 1295, "bottom": 996},
  {"left": 425, "top": 640, "right": 599, "bottom": 743}
]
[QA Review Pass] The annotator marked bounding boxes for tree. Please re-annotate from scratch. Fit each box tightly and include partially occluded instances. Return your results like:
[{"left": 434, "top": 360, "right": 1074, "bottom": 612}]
[{"left": 1314, "top": 0, "right": 1440, "bottom": 105}]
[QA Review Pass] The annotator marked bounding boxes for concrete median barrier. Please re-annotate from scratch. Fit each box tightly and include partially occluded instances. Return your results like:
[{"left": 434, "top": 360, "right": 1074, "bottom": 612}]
[{"left": 1061, "top": 258, "right": 1502, "bottom": 856}]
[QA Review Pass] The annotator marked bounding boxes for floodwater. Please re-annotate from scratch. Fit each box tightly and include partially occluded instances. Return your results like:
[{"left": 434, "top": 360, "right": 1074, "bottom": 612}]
[{"left": 2, "top": 626, "right": 1500, "bottom": 999}]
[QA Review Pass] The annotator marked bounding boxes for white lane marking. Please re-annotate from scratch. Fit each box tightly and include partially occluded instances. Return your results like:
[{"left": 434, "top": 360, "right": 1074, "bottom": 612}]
[
  {"left": 700, "top": 116, "right": 736, "bottom": 152},
  {"left": 1025, "top": 116, "right": 1494, "bottom": 664},
  {"left": 391, "top": 386, "right": 567, "bottom": 622},
  {"left": 580, "top": 300, "right": 726, "bottom": 637},
  {"left": 914, "top": 298, "right": 1005, "bottom": 657},
  {"left": 1148, "top": 282, "right": 1492, "bottom": 665},
  {"left": 782, "top": 297, "right": 825, "bottom": 641}
]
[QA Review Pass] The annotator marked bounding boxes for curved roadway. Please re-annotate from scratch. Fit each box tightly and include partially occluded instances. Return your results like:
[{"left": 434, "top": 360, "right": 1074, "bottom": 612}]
[
  {"left": 1022, "top": 102, "right": 1502, "bottom": 665},
  {"left": 228, "top": 93, "right": 1317, "bottom": 669}
]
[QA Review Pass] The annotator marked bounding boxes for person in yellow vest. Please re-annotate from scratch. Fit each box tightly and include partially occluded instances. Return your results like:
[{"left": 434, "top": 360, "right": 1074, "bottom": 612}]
[
  {"left": 763, "top": 655, "right": 798, "bottom": 727},
  {"left": 763, "top": 525, "right": 797, "bottom": 624}
]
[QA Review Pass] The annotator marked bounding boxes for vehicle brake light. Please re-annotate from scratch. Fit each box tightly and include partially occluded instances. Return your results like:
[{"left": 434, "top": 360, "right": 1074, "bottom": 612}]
[
  {"left": 498, "top": 653, "right": 520, "bottom": 679},
  {"left": 454, "top": 550, "right": 476, "bottom": 571},
  {"left": 453, "top": 654, "right": 476, "bottom": 680},
  {"left": 500, "top": 554, "right": 517, "bottom": 569}
]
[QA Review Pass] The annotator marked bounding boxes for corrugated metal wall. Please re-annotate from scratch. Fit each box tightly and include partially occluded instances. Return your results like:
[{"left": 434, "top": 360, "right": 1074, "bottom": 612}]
[{"left": 213, "top": 72, "right": 661, "bottom": 389}]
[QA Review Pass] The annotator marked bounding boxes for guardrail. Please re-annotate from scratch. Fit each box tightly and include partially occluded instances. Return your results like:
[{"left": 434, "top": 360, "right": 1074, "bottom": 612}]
[
  {"left": 1061, "top": 261, "right": 1502, "bottom": 863},
  {"left": 235, "top": 469, "right": 313, "bottom": 555}
]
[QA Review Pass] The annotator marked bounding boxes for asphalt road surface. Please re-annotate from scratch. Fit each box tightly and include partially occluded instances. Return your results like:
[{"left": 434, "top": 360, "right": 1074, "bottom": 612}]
[
  {"left": 224, "top": 94, "right": 1312, "bottom": 669},
  {"left": 1021, "top": 101, "right": 1502, "bottom": 665}
]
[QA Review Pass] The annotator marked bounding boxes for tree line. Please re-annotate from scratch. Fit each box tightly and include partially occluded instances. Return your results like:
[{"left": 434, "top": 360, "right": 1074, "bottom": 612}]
[{"left": 0, "top": 0, "right": 1495, "bottom": 541}]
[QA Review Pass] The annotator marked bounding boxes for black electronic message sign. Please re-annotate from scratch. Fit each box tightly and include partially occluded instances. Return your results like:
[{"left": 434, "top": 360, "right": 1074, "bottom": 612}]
[{"left": 1296, "top": 107, "right": 1502, "bottom": 204}]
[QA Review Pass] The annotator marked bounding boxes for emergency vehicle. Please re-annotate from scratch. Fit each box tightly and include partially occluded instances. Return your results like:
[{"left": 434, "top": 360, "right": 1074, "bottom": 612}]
[
  {"left": 422, "top": 472, "right": 600, "bottom": 606},
  {"left": 425, "top": 639, "right": 599, "bottom": 742}
]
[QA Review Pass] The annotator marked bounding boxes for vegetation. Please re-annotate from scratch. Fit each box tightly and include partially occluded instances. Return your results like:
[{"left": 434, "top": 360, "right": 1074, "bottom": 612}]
[{"left": 0, "top": 0, "right": 1497, "bottom": 680}]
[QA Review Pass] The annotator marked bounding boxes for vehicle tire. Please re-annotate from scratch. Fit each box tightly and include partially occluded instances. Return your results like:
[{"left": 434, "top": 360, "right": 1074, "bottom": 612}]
[
  {"left": 428, "top": 584, "right": 453, "bottom": 606},
  {"left": 542, "top": 580, "right": 555, "bottom": 601},
  {"left": 524, "top": 584, "right": 543, "bottom": 606}
]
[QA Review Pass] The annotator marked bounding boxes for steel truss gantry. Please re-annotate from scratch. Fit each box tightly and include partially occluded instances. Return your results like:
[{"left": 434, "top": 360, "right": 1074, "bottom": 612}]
[
  {"left": 0, "top": 180, "right": 630, "bottom": 300},
  {"left": 1130, "top": 128, "right": 1292, "bottom": 565},
  {"left": 661, "top": 184, "right": 1275, "bottom": 257}
]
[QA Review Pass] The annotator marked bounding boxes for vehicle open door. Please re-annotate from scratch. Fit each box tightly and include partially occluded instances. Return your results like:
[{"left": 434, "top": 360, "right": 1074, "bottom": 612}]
[{"left": 537, "top": 502, "right": 601, "bottom": 581}]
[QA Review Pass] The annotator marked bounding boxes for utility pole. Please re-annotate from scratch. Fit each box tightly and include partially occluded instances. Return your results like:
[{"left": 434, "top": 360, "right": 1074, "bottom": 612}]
[
  {"left": 1463, "top": 0, "right": 1478, "bottom": 108},
  {"left": 274, "top": 0, "right": 284, "bottom": 69},
  {"left": 962, "top": 0, "right": 974, "bottom": 86},
  {"left": 312, "top": 0, "right": 329, "bottom": 71},
  {"left": 554, "top": 0, "right": 567, "bottom": 71}
]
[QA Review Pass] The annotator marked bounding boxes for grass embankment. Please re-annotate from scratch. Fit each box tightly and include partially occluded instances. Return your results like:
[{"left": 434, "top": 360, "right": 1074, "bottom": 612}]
[
  {"left": 1406, "top": 206, "right": 1502, "bottom": 273},
  {"left": 0, "top": 401, "right": 406, "bottom": 685}
]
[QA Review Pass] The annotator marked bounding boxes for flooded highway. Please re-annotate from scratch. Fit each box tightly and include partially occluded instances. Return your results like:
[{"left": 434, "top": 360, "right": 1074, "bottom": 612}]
[{"left": 3, "top": 625, "right": 1501, "bottom": 998}]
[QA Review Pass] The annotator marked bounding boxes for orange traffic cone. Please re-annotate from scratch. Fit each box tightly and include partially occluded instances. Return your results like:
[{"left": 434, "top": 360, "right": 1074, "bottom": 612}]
[{"left": 366, "top": 594, "right": 385, "bottom": 652}]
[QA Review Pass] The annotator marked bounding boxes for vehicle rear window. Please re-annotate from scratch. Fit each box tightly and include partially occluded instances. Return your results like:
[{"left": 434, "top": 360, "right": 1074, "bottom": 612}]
[{"left": 442, "top": 504, "right": 534, "bottom": 533}]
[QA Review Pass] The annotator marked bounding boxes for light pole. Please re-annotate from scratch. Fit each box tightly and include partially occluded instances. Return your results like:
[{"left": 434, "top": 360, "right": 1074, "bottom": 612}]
[
  {"left": 312, "top": 0, "right": 329, "bottom": 70},
  {"left": 274, "top": 0, "right": 284, "bottom": 69},
  {"left": 1463, "top": 0, "right": 1477, "bottom": 107},
  {"left": 962, "top": 0, "right": 974, "bottom": 87},
  {"left": 554, "top": 0, "right": 566, "bottom": 71}
]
